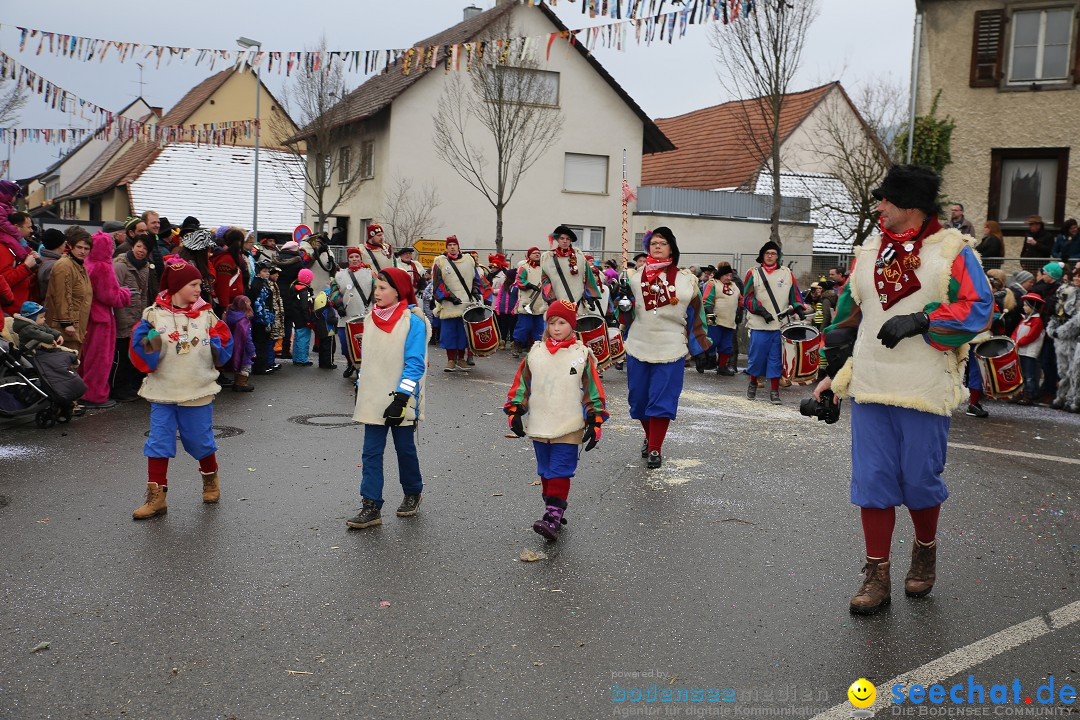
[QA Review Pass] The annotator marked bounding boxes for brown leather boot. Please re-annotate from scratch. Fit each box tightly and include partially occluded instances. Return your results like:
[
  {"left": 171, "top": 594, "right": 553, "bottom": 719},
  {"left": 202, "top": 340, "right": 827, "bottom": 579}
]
[
  {"left": 201, "top": 472, "right": 220, "bottom": 503},
  {"left": 132, "top": 482, "right": 168, "bottom": 520},
  {"left": 904, "top": 541, "right": 937, "bottom": 597},
  {"left": 849, "top": 559, "right": 891, "bottom": 615}
]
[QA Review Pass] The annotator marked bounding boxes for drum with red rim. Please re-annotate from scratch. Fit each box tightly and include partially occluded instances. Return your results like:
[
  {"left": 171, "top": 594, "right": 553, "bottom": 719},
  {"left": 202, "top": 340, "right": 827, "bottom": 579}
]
[
  {"left": 576, "top": 315, "right": 611, "bottom": 369},
  {"left": 606, "top": 326, "right": 626, "bottom": 366},
  {"left": 974, "top": 336, "right": 1022, "bottom": 399},
  {"left": 463, "top": 304, "right": 500, "bottom": 357},
  {"left": 345, "top": 316, "right": 364, "bottom": 368},
  {"left": 781, "top": 324, "right": 822, "bottom": 385}
]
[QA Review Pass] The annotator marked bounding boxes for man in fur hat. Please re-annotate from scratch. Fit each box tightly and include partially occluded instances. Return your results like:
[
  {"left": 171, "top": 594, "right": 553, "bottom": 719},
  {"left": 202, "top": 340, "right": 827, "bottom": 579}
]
[
  {"left": 812, "top": 164, "right": 994, "bottom": 615},
  {"left": 742, "top": 240, "right": 806, "bottom": 404}
]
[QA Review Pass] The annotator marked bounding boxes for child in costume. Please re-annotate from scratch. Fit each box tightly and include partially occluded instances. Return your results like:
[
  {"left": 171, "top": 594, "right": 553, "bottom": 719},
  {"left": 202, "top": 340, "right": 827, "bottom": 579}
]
[
  {"left": 129, "top": 258, "right": 234, "bottom": 520},
  {"left": 347, "top": 268, "right": 431, "bottom": 530},
  {"left": 505, "top": 300, "right": 607, "bottom": 541},
  {"left": 1012, "top": 293, "right": 1046, "bottom": 405},
  {"left": 224, "top": 295, "right": 256, "bottom": 392}
]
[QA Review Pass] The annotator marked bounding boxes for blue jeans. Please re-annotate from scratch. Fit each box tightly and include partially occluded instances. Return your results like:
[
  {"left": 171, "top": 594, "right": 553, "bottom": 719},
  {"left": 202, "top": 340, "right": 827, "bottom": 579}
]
[
  {"left": 360, "top": 424, "right": 423, "bottom": 507},
  {"left": 292, "top": 327, "right": 312, "bottom": 363},
  {"left": 1019, "top": 355, "right": 1040, "bottom": 399}
]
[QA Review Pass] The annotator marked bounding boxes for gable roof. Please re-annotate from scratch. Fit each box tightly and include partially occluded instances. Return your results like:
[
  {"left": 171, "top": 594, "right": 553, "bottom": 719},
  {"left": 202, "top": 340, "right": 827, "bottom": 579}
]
[
  {"left": 642, "top": 82, "right": 838, "bottom": 191},
  {"left": 64, "top": 69, "right": 237, "bottom": 202},
  {"left": 315, "top": 3, "right": 673, "bottom": 154},
  {"left": 38, "top": 97, "right": 153, "bottom": 182}
]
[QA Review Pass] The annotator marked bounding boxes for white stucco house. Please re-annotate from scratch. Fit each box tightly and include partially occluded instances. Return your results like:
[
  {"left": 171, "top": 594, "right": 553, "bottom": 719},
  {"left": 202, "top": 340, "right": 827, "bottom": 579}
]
[{"left": 300, "top": 0, "right": 673, "bottom": 265}]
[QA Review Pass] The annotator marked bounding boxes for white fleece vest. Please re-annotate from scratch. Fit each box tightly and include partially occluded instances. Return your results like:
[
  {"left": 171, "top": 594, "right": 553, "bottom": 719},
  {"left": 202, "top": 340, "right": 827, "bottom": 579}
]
[
  {"left": 745, "top": 266, "right": 794, "bottom": 331},
  {"left": 353, "top": 308, "right": 429, "bottom": 425},
  {"left": 625, "top": 270, "right": 699, "bottom": 363},
  {"left": 541, "top": 250, "right": 587, "bottom": 306},
  {"left": 525, "top": 340, "right": 589, "bottom": 440},
  {"left": 138, "top": 306, "right": 222, "bottom": 405},
  {"left": 515, "top": 263, "right": 548, "bottom": 315},
  {"left": 711, "top": 281, "right": 741, "bottom": 328},
  {"left": 433, "top": 254, "right": 476, "bottom": 319},
  {"left": 334, "top": 268, "right": 373, "bottom": 327},
  {"left": 834, "top": 228, "right": 969, "bottom": 416},
  {"left": 363, "top": 244, "right": 393, "bottom": 274}
]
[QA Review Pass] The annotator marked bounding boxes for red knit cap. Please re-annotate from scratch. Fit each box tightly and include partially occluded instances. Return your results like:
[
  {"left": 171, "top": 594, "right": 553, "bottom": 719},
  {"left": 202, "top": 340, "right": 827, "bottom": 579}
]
[
  {"left": 527, "top": 246, "right": 540, "bottom": 256},
  {"left": 161, "top": 258, "right": 203, "bottom": 296},
  {"left": 366, "top": 224, "right": 383, "bottom": 240},
  {"left": 546, "top": 299, "right": 577, "bottom": 329},
  {"left": 378, "top": 268, "right": 417, "bottom": 306},
  {"left": 346, "top": 246, "right": 362, "bottom": 258},
  {"left": 445, "top": 235, "right": 459, "bottom": 249}
]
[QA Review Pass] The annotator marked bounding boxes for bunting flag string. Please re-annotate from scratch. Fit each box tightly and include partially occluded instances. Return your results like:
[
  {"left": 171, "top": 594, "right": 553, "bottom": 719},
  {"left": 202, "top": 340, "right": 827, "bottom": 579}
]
[
  {"left": 0, "top": 119, "right": 259, "bottom": 147},
  {"left": 2, "top": 0, "right": 758, "bottom": 79}
]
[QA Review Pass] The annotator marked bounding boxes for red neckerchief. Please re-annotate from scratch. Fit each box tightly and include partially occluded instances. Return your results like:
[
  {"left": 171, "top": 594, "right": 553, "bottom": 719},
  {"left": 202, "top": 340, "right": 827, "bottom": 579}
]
[
  {"left": 445, "top": 250, "right": 460, "bottom": 260},
  {"left": 721, "top": 280, "right": 735, "bottom": 296},
  {"left": 154, "top": 292, "right": 210, "bottom": 319},
  {"left": 554, "top": 246, "right": 579, "bottom": 274},
  {"left": 528, "top": 257, "right": 540, "bottom": 268},
  {"left": 761, "top": 262, "right": 779, "bottom": 275},
  {"left": 544, "top": 336, "right": 577, "bottom": 354},
  {"left": 370, "top": 301, "right": 407, "bottom": 332},
  {"left": 366, "top": 242, "right": 388, "bottom": 256},
  {"left": 875, "top": 216, "right": 942, "bottom": 310},
  {"left": 640, "top": 258, "right": 679, "bottom": 311}
]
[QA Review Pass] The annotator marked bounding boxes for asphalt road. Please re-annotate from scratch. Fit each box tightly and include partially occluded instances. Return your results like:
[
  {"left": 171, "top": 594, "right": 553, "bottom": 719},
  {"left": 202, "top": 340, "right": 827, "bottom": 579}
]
[{"left": 1, "top": 348, "right": 1077, "bottom": 720}]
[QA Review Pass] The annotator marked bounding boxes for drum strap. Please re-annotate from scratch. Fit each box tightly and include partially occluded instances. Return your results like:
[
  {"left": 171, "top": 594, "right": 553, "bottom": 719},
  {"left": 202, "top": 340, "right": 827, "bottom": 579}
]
[
  {"left": 365, "top": 246, "right": 385, "bottom": 270},
  {"left": 551, "top": 255, "right": 580, "bottom": 305},
  {"left": 757, "top": 267, "right": 783, "bottom": 316},
  {"left": 446, "top": 257, "right": 476, "bottom": 298},
  {"left": 347, "top": 270, "right": 371, "bottom": 307}
]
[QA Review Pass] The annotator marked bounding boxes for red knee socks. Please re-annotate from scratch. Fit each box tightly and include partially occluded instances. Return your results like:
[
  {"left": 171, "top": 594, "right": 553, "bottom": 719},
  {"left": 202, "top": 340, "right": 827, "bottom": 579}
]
[
  {"left": 541, "top": 477, "right": 570, "bottom": 502},
  {"left": 749, "top": 375, "right": 758, "bottom": 384},
  {"left": 447, "top": 350, "right": 456, "bottom": 363},
  {"left": 909, "top": 505, "right": 940, "bottom": 545},
  {"left": 860, "top": 507, "right": 896, "bottom": 560},
  {"left": 770, "top": 378, "right": 780, "bottom": 391},
  {"left": 717, "top": 353, "right": 730, "bottom": 367},
  {"left": 198, "top": 453, "right": 217, "bottom": 475},
  {"left": 647, "top": 418, "right": 670, "bottom": 453},
  {"left": 969, "top": 389, "right": 983, "bottom": 405},
  {"left": 148, "top": 457, "right": 169, "bottom": 486}
]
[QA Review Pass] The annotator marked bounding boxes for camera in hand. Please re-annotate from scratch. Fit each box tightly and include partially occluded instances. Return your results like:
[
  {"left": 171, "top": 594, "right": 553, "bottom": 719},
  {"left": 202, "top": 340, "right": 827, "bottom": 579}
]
[{"left": 799, "top": 389, "right": 841, "bottom": 424}]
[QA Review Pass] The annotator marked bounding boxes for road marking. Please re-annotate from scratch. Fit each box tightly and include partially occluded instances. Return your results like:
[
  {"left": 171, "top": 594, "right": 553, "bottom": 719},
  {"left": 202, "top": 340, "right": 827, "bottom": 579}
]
[
  {"left": 809, "top": 599, "right": 1080, "bottom": 720},
  {"left": 948, "top": 442, "right": 1080, "bottom": 466}
]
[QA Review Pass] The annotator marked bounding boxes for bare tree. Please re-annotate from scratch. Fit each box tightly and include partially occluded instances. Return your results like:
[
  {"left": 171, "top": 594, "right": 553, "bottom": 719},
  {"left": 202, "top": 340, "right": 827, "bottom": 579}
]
[
  {"left": 0, "top": 76, "right": 27, "bottom": 126},
  {"left": 384, "top": 176, "right": 442, "bottom": 247},
  {"left": 795, "top": 80, "right": 905, "bottom": 247},
  {"left": 432, "top": 20, "right": 564, "bottom": 254},
  {"left": 711, "top": 0, "right": 820, "bottom": 246},
  {"left": 270, "top": 36, "right": 365, "bottom": 235}
]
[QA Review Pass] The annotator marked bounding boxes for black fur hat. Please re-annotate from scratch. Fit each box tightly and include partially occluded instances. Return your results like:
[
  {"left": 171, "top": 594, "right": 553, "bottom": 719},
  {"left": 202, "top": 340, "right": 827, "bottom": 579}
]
[
  {"left": 871, "top": 164, "right": 942, "bottom": 216},
  {"left": 756, "top": 240, "right": 781, "bottom": 264},
  {"left": 552, "top": 225, "right": 578, "bottom": 243}
]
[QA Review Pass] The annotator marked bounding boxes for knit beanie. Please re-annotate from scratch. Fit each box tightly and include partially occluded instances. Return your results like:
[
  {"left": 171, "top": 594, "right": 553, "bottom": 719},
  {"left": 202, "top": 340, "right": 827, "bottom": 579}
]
[
  {"left": 526, "top": 246, "right": 540, "bottom": 256},
  {"left": 20, "top": 301, "right": 45, "bottom": 319},
  {"left": 1042, "top": 262, "right": 1064, "bottom": 281},
  {"left": 366, "top": 224, "right": 383, "bottom": 241},
  {"left": 445, "top": 235, "right": 459, "bottom": 249},
  {"left": 346, "top": 246, "right": 363, "bottom": 258},
  {"left": 1013, "top": 270, "right": 1034, "bottom": 285},
  {"left": 298, "top": 268, "right": 314, "bottom": 285},
  {"left": 546, "top": 299, "right": 578, "bottom": 329},
  {"left": 378, "top": 268, "right": 417, "bottom": 306},
  {"left": 41, "top": 228, "right": 67, "bottom": 250},
  {"left": 161, "top": 258, "right": 203, "bottom": 296}
]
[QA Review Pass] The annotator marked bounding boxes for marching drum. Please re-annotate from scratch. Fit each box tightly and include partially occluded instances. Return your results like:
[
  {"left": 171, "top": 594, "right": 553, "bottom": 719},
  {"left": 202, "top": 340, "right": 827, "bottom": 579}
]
[
  {"left": 974, "top": 336, "right": 1022, "bottom": 399},
  {"left": 463, "top": 304, "right": 500, "bottom": 357},
  {"left": 345, "top": 316, "right": 365, "bottom": 368},
  {"left": 781, "top": 324, "right": 822, "bottom": 385},
  {"left": 576, "top": 315, "right": 611, "bottom": 369},
  {"left": 606, "top": 326, "right": 626, "bottom": 366}
]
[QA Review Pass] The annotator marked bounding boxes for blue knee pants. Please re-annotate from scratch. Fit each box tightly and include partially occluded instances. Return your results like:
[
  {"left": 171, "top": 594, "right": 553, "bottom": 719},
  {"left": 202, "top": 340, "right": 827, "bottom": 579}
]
[
  {"left": 626, "top": 356, "right": 684, "bottom": 420},
  {"left": 533, "top": 441, "right": 579, "bottom": 480},
  {"left": 144, "top": 402, "right": 217, "bottom": 460},
  {"left": 747, "top": 329, "right": 782, "bottom": 378}
]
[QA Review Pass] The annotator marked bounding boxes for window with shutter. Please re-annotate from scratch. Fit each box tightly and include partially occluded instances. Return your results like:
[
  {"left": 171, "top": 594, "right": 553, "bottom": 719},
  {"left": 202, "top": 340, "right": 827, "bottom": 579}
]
[
  {"left": 970, "top": 9, "right": 1005, "bottom": 87},
  {"left": 563, "top": 153, "right": 609, "bottom": 194}
]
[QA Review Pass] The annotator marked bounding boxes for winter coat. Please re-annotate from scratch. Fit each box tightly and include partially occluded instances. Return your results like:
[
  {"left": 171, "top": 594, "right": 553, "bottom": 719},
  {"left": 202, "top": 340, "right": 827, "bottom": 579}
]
[
  {"left": 974, "top": 234, "right": 1004, "bottom": 270},
  {"left": 86, "top": 232, "right": 132, "bottom": 324},
  {"left": 493, "top": 268, "right": 518, "bottom": 315},
  {"left": 1021, "top": 227, "right": 1055, "bottom": 259},
  {"left": 248, "top": 276, "right": 275, "bottom": 328},
  {"left": 224, "top": 309, "right": 256, "bottom": 372},
  {"left": 113, "top": 253, "right": 150, "bottom": 338},
  {"left": 1051, "top": 231, "right": 1080, "bottom": 264},
  {"left": 275, "top": 249, "right": 304, "bottom": 289},
  {"left": 212, "top": 250, "right": 246, "bottom": 311},
  {"left": 0, "top": 243, "right": 36, "bottom": 316},
  {"left": 1032, "top": 279, "right": 1060, "bottom": 318},
  {"left": 36, "top": 248, "right": 64, "bottom": 303},
  {"left": 284, "top": 282, "right": 313, "bottom": 326},
  {"left": 11, "top": 314, "right": 62, "bottom": 348},
  {"left": 44, "top": 256, "right": 92, "bottom": 345}
]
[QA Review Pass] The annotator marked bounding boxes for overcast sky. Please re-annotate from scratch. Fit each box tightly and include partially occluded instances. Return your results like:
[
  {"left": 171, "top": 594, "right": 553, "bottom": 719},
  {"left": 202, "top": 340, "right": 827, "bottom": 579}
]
[{"left": 0, "top": 0, "right": 915, "bottom": 180}]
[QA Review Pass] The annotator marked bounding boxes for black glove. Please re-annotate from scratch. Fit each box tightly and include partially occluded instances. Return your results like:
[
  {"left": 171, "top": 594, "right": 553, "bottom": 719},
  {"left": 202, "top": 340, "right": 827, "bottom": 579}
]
[
  {"left": 446, "top": 293, "right": 463, "bottom": 306},
  {"left": 582, "top": 414, "right": 602, "bottom": 452},
  {"left": 617, "top": 279, "right": 632, "bottom": 298},
  {"left": 754, "top": 306, "right": 775, "bottom": 323},
  {"left": 382, "top": 391, "right": 410, "bottom": 426},
  {"left": 877, "top": 312, "right": 930, "bottom": 349},
  {"left": 507, "top": 408, "right": 525, "bottom": 437}
]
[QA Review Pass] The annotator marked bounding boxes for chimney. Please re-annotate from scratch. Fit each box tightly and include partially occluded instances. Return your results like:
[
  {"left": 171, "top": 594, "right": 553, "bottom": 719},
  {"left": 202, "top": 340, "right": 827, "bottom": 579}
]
[{"left": 463, "top": 4, "right": 482, "bottom": 20}]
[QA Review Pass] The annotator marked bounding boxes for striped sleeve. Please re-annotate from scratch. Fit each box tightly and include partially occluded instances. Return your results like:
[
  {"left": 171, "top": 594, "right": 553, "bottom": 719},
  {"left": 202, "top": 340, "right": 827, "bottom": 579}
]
[
  {"left": 741, "top": 270, "right": 763, "bottom": 313},
  {"left": 129, "top": 318, "right": 160, "bottom": 373},
  {"left": 685, "top": 287, "right": 712, "bottom": 356},
  {"left": 923, "top": 246, "right": 993, "bottom": 350},
  {"left": 504, "top": 356, "right": 532, "bottom": 413},
  {"left": 824, "top": 260, "right": 861, "bottom": 332},
  {"left": 580, "top": 352, "right": 608, "bottom": 422}
]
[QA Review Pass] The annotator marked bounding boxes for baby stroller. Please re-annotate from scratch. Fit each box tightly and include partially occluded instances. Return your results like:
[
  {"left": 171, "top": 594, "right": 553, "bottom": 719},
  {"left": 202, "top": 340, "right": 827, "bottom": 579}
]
[{"left": 0, "top": 337, "right": 84, "bottom": 428}]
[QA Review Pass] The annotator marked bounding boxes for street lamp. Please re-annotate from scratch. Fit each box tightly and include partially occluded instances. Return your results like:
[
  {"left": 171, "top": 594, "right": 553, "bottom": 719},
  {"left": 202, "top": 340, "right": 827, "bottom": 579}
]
[{"left": 237, "top": 36, "right": 261, "bottom": 242}]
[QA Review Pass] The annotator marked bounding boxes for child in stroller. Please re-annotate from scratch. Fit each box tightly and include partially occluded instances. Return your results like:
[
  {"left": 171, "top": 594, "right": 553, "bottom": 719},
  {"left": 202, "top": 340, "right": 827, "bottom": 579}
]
[{"left": 0, "top": 302, "right": 86, "bottom": 427}]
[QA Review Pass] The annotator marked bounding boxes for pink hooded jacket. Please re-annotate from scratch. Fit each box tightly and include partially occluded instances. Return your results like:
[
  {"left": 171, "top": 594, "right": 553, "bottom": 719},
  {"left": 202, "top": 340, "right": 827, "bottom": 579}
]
[
  {"left": 87, "top": 231, "right": 131, "bottom": 323},
  {"left": 0, "top": 181, "right": 28, "bottom": 262}
]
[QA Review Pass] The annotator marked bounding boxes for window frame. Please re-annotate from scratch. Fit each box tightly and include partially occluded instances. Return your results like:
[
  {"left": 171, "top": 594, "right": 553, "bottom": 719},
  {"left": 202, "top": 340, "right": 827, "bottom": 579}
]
[
  {"left": 359, "top": 139, "right": 375, "bottom": 180},
  {"left": 562, "top": 152, "right": 610, "bottom": 195},
  {"left": 338, "top": 146, "right": 352, "bottom": 185},
  {"left": 491, "top": 66, "right": 561, "bottom": 108},
  {"left": 1005, "top": 5, "right": 1077, "bottom": 85},
  {"left": 987, "top": 146, "right": 1070, "bottom": 230}
]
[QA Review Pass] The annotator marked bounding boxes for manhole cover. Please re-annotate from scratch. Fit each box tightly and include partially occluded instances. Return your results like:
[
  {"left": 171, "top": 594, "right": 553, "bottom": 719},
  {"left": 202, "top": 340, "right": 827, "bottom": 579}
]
[
  {"left": 143, "top": 425, "right": 244, "bottom": 439},
  {"left": 287, "top": 413, "right": 358, "bottom": 429}
]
